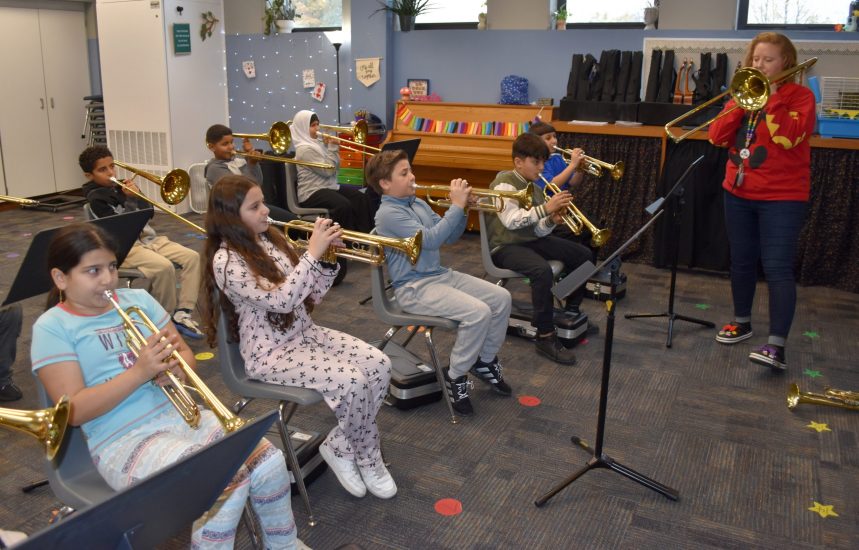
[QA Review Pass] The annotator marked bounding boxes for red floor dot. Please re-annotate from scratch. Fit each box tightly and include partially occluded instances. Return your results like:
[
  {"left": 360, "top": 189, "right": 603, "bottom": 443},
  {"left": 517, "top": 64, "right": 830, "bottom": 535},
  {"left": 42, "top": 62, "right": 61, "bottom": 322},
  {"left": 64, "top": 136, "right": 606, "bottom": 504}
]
[
  {"left": 518, "top": 395, "right": 541, "bottom": 407},
  {"left": 63, "top": 216, "right": 74, "bottom": 220},
  {"left": 434, "top": 498, "right": 463, "bottom": 516}
]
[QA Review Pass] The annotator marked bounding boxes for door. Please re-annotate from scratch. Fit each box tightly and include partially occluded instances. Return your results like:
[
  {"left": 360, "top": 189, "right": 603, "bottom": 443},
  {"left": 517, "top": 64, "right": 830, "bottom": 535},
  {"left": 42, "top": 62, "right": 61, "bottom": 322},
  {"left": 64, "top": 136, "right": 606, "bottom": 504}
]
[
  {"left": 39, "top": 9, "right": 90, "bottom": 192},
  {"left": 0, "top": 8, "right": 55, "bottom": 197}
]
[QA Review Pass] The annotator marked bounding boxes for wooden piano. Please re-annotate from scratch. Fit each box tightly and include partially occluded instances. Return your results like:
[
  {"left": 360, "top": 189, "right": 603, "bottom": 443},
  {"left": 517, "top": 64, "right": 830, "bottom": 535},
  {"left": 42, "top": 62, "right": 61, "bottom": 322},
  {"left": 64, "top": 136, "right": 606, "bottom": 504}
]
[{"left": 384, "top": 101, "right": 555, "bottom": 229}]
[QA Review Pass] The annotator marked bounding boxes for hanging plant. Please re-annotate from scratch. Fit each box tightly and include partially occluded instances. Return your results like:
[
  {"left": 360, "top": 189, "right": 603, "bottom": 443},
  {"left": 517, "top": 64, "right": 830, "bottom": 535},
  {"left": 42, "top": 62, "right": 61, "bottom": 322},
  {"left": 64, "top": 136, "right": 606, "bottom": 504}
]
[{"left": 200, "top": 11, "right": 219, "bottom": 41}]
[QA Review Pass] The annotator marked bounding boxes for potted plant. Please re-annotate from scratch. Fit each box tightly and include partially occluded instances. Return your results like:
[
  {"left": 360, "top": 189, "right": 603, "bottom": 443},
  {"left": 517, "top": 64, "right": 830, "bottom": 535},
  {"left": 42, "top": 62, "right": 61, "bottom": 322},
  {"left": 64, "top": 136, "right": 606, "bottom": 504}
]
[
  {"left": 553, "top": 6, "right": 567, "bottom": 30},
  {"left": 644, "top": 0, "right": 659, "bottom": 30},
  {"left": 263, "top": 0, "right": 301, "bottom": 35},
  {"left": 373, "top": 0, "right": 434, "bottom": 32}
]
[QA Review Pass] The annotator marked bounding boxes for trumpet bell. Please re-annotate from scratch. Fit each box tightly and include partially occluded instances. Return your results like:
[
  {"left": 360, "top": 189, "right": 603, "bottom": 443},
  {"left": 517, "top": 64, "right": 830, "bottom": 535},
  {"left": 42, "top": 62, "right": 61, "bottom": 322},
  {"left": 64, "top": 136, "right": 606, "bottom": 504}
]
[{"left": 0, "top": 396, "right": 70, "bottom": 460}]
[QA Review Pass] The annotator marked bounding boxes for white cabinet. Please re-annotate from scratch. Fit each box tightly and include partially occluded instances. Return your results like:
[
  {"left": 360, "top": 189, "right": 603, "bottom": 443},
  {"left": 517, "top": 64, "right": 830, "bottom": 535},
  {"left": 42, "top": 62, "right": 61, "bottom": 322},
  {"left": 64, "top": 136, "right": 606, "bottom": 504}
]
[{"left": 0, "top": 8, "right": 90, "bottom": 198}]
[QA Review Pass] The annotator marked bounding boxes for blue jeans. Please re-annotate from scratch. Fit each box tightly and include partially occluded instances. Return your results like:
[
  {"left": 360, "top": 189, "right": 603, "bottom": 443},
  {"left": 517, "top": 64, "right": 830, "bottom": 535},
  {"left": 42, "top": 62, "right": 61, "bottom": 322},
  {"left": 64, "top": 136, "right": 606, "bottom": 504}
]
[{"left": 723, "top": 191, "right": 807, "bottom": 339}]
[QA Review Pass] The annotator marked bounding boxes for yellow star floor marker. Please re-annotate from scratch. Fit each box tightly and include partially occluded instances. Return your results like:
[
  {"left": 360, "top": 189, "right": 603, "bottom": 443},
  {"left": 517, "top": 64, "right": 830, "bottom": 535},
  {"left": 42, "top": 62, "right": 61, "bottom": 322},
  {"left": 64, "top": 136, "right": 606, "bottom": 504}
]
[
  {"left": 806, "top": 421, "right": 831, "bottom": 433},
  {"left": 808, "top": 501, "right": 838, "bottom": 518}
]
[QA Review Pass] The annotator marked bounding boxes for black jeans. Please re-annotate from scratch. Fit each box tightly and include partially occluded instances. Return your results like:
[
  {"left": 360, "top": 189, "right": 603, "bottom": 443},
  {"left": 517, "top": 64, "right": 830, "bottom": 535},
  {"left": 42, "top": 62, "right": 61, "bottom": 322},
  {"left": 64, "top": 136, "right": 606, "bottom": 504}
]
[
  {"left": 300, "top": 186, "right": 373, "bottom": 232},
  {"left": 0, "top": 304, "right": 23, "bottom": 385},
  {"left": 492, "top": 236, "right": 593, "bottom": 334}
]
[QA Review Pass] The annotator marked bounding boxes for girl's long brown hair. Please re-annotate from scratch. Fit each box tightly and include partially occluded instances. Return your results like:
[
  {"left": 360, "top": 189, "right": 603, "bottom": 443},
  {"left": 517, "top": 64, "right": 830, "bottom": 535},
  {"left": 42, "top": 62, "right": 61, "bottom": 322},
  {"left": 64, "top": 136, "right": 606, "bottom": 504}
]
[
  {"left": 201, "top": 175, "right": 313, "bottom": 348},
  {"left": 45, "top": 224, "right": 119, "bottom": 309}
]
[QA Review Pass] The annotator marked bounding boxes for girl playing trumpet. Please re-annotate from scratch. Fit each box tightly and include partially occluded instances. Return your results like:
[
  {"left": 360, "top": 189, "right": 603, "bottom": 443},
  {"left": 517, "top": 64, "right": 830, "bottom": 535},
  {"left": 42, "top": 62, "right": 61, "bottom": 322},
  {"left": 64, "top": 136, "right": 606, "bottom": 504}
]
[
  {"left": 32, "top": 223, "right": 302, "bottom": 549},
  {"left": 201, "top": 175, "right": 396, "bottom": 499}
]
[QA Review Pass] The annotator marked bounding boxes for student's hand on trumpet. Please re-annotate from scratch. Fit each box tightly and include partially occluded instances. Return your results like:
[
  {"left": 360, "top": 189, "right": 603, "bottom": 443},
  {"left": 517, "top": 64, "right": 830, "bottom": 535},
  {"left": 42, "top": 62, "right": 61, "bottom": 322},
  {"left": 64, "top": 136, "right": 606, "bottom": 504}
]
[
  {"left": 568, "top": 148, "right": 586, "bottom": 169},
  {"left": 307, "top": 217, "right": 344, "bottom": 261},
  {"left": 136, "top": 329, "right": 180, "bottom": 386},
  {"left": 544, "top": 189, "right": 573, "bottom": 214},
  {"left": 448, "top": 178, "right": 472, "bottom": 209}
]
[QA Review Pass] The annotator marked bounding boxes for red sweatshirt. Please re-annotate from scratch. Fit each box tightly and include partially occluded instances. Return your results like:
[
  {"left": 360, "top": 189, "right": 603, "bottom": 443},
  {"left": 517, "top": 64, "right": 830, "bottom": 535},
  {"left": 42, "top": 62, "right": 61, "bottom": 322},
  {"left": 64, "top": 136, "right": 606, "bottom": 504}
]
[{"left": 708, "top": 82, "right": 816, "bottom": 202}]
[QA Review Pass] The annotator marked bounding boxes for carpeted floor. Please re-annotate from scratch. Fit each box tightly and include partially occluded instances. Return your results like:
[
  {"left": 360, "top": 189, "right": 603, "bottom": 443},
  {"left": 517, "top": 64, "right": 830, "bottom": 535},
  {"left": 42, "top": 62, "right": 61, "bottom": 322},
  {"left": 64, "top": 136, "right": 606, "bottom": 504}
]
[{"left": 0, "top": 204, "right": 856, "bottom": 549}]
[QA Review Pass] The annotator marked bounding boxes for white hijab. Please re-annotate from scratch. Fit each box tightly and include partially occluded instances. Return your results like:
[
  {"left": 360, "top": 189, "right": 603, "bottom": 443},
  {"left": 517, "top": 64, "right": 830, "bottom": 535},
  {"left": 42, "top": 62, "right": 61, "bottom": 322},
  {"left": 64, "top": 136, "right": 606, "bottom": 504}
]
[{"left": 291, "top": 110, "right": 326, "bottom": 157}]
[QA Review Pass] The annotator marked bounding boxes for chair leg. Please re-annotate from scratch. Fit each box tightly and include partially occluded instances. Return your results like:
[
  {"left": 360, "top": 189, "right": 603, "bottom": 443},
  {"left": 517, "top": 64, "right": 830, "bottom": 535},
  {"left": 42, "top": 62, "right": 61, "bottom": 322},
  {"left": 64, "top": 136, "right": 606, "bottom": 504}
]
[
  {"left": 377, "top": 326, "right": 403, "bottom": 351},
  {"left": 242, "top": 502, "right": 263, "bottom": 549},
  {"left": 233, "top": 397, "right": 254, "bottom": 415},
  {"left": 276, "top": 401, "right": 316, "bottom": 527},
  {"left": 424, "top": 328, "right": 459, "bottom": 424}
]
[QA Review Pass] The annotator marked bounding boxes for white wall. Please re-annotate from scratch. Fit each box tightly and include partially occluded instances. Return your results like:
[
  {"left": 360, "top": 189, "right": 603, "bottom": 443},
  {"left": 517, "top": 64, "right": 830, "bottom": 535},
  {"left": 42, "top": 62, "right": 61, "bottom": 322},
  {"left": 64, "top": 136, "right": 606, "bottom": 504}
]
[
  {"left": 658, "top": 0, "right": 737, "bottom": 30},
  {"left": 224, "top": 0, "right": 264, "bottom": 34},
  {"left": 488, "top": 0, "right": 552, "bottom": 30}
]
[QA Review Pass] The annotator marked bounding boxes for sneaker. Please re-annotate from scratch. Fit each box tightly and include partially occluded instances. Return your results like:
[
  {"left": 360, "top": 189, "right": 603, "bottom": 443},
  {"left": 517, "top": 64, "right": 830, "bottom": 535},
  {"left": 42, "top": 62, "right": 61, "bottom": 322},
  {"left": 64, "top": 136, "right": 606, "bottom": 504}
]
[
  {"left": 749, "top": 344, "right": 786, "bottom": 371},
  {"left": 172, "top": 309, "right": 204, "bottom": 340},
  {"left": 470, "top": 357, "right": 513, "bottom": 396},
  {"left": 358, "top": 462, "right": 397, "bottom": 499},
  {"left": 535, "top": 333, "right": 577, "bottom": 365},
  {"left": 319, "top": 443, "right": 366, "bottom": 497},
  {"left": 296, "top": 539, "right": 312, "bottom": 550},
  {"left": 0, "top": 382, "right": 23, "bottom": 402},
  {"left": 443, "top": 368, "right": 474, "bottom": 416},
  {"left": 715, "top": 322, "right": 753, "bottom": 344}
]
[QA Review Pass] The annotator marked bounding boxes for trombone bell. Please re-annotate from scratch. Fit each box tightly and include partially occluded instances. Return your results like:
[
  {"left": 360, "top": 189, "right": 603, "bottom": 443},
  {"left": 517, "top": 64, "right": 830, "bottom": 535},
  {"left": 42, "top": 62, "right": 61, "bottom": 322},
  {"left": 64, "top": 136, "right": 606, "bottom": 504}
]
[
  {"left": 112, "top": 161, "right": 190, "bottom": 206},
  {"left": 233, "top": 121, "right": 292, "bottom": 155},
  {"left": 0, "top": 396, "right": 70, "bottom": 460}
]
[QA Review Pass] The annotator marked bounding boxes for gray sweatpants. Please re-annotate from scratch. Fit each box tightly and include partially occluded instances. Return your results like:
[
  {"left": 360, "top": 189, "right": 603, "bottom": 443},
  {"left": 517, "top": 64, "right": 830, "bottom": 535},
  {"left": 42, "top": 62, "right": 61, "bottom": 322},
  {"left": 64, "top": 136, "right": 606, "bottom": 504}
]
[{"left": 395, "top": 270, "right": 512, "bottom": 378}]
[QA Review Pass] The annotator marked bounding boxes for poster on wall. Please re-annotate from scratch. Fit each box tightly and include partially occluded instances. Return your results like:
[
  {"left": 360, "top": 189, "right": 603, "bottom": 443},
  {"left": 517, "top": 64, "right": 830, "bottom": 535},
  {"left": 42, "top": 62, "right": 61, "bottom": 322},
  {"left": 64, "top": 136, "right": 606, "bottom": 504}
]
[
  {"left": 242, "top": 61, "right": 256, "bottom": 79},
  {"left": 356, "top": 57, "right": 381, "bottom": 88},
  {"left": 311, "top": 82, "right": 326, "bottom": 102},
  {"left": 302, "top": 69, "right": 316, "bottom": 89}
]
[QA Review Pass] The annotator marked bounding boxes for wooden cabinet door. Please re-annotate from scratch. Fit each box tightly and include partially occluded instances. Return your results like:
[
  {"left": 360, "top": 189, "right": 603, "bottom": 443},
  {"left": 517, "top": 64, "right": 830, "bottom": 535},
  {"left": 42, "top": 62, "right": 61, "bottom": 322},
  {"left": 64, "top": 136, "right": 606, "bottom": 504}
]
[
  {"left": 39, "top": 9, "right": 90, "bottom": 193},
  {"left": 0, "top": 7, "right": 56, "bottom": 197}
]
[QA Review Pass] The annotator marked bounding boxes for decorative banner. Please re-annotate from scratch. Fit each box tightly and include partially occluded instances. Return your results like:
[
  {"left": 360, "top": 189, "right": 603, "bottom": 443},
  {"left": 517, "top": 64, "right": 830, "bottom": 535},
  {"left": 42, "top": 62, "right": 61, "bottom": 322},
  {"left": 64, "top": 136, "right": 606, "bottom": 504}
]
[
  {"left": 242, "top": 61, "right": 256, "bottom": 79},
  {"left": 396, "top": 103, "right": 531, "bottom": 137},
  {"left": 302, "top": 69, "right": 316, "bottom": 89},
  {"left": 311, "top": 82, "right": 326, "bottom": 102},
  {"left": 356, "top": 57, "right": 381, "bottom": 88}
]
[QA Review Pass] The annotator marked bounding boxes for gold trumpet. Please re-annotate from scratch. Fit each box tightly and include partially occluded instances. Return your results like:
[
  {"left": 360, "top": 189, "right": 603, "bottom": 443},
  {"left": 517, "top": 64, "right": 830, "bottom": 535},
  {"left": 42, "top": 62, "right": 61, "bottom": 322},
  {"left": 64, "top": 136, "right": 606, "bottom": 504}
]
[
  {"left": 0, "top": 396, "right": 70, "bottom": 459},
  {"left": 539, "top": 175, "right": 611, "bottom": 247},
  {"left": 553, "top": 147, "right": 625, "bottom": 182},
  {"left": 787, "top": 383, "right": 859, "bottom": 411},
  {"left": 104, "top": 290, "right": 245, "bottom": 432},
  {"left": 0, "top": 194, "right": 40, "bottom": 207},
  {"left": 665, "top": 57, "right": 817, "bottom": 143},
  {"left": 233, "top": 121, "right": 292, "bottom": 155},
  {"left": 413, "top": 183, "right": 534, "bottom": 212},
  {"left": 267, "top": 218, "right": 422, "bottom": 265},
  {"left": 233, "top": 151, "right": 335, "bottom": 170}
]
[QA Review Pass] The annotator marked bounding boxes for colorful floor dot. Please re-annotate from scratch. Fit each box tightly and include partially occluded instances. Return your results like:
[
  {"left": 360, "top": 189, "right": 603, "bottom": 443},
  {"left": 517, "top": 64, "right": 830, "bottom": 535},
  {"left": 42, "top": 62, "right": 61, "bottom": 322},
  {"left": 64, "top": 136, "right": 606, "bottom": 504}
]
[
  {"left": 63, "top": 216, "right": 74, "bottom": 220},
  {"left": 5, "top": 253, "right": 19, "bottom": 259},
  {"left": 434, "top": 498, "right": 463, "bottom": 516},
  {"left": 195, "top": 352, "right": 215, "bottom": 361},
  {"left": 518, "top": 395, "right": 541, "bottom": 407}
]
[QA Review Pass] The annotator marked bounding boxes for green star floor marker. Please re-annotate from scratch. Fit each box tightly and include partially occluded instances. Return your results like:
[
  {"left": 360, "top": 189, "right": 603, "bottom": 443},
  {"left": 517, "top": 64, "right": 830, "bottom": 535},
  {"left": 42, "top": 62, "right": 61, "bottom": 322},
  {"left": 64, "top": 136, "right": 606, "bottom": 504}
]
[
  {"left": 803, "top": 331, "right": 820, "bottom": 339},
  {"left": 803, "top": 368, "right": 822, "bottom": 378},
  {"left": 695, "top": 303, "right": 711, "bottom": 310}
]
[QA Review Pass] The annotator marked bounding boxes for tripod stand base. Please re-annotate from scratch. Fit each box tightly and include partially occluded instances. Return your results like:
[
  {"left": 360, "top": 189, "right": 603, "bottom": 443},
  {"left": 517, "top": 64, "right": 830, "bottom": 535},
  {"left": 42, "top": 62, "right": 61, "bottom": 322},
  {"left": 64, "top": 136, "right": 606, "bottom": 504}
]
[
  {"left": 534, "top": 436, "right": 679, "bottom": 507},
  {"left": 624, "top": 311, "right": 715, "bottom": 348}
]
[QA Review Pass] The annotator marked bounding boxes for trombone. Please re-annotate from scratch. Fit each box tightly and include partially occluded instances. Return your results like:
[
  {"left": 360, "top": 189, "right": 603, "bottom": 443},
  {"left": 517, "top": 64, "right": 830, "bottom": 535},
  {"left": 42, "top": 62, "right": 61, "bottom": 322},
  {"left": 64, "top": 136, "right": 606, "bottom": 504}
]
[
  {"left": 0, "top": 195, "right": 40, "bottom": 207},
  {"left": 104, "top": 290, "right": 245, "bottom": 432},
  {"left": 267, "top": 218, "right": 422, "bottom": 265},
  {"left": 787, "top": 383, "right": 859, "bottom": 412},
  {"left": 553, "top": 147, "right": 625, "bottom": 182},
  {"left": 412, "top": 183, "right": 534, "bottom": 212},
  {"left": 665, "top": 57, "right": 818, "bottom": 143},
  {"left": 0, "top": 396, "right": 70, "bottom": 459},
  {"left": 539, "top": 175, "right": 611, "bottom": 247},
  {"left": 318, "top": 120, "right": 381, "bottom": 156},
  {"left": 233, "top": 151, "right": 335, "bottom": 170},
  {"left": 109, "top": 175, "right": 205, "bottom": 235},
  {"left": 233, "top": 121, "right": 292, "bottom": 155}
]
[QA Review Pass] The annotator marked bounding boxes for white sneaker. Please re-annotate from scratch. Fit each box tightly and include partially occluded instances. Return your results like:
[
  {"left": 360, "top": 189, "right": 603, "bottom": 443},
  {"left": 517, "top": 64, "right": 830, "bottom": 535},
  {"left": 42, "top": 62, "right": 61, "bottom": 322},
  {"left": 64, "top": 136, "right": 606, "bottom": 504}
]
[
  {"left": 319, "top": 443, "right": 366, "bottom": 497},
  {"left": 358, "top": 462, "right": 397, "bottom": 499},
  {"left": 295, "top": 538, "right": 312, "bottom": 550}
]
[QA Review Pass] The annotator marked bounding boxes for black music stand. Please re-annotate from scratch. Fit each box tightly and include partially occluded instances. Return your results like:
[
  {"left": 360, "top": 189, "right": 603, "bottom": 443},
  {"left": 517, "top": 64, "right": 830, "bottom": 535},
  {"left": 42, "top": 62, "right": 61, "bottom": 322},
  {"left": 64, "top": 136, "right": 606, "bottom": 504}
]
[
  {"left": 624, "top": 155, "right": 714, "bottom": 347},
  {"left": 381, "top": 139, "right": 421, "bottom": 164},
  {"left": 2, "top": 210, "right": 151, "bottom": 306},
  {"left": 536, "top": 210, "right": 679, "bottom": 508},
  {"left": 15, "top": 412, "right": 278, "bottom": 550}
]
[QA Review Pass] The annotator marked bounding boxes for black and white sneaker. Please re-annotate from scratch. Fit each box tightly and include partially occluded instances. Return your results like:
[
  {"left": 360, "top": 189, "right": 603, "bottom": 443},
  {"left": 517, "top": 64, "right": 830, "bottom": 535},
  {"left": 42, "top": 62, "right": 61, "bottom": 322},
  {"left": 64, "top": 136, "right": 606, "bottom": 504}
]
[
  {"left": 470, "top": 357, "right": 513, "bottom": 396},
  {"left": 443, "top": 368, "right": 474, "bottom": 416}
]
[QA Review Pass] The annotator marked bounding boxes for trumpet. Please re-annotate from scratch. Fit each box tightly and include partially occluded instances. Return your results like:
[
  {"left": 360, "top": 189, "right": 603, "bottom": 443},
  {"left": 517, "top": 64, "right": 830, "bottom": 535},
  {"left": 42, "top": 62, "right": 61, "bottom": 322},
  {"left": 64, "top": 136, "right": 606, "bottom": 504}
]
[
  {"left": 233, "top": 151, "right": 335, "bottom": 170},
  {"left": 0, "top": 396, "right": 70, "bottom": 459},
  {"left": 0, "top": 194, "right": 40, "bottom": 207},
  {"left": 665, "top": 57, "right": 817, "bottom": 143},
  {"left": 553, "top": 147, "right": 625, "bottom": 182},
  {"left": 233, "top": 121, "right": 292, "bottom": 155},
  {"left": 412, "top": 183, "right": 534, "bottom": 212},
  {"left": 539, "top": 175, "right": 611, "bottom": 247},
  {"left": 268, "top": 218, "right": 422, "bottom": 265},
  {"left": 787, "top": 383, "right": 859, "bottom": 411},
  {"left": 104, "top": 290, "right": 245, "bottom": 432}
]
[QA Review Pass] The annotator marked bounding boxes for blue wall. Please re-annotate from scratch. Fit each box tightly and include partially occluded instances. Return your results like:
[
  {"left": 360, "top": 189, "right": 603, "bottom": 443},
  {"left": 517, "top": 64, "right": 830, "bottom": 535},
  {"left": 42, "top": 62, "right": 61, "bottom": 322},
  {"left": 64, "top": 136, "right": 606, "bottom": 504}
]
[{"left": 226, "top": 28, "right": 859, "bottom": 131}]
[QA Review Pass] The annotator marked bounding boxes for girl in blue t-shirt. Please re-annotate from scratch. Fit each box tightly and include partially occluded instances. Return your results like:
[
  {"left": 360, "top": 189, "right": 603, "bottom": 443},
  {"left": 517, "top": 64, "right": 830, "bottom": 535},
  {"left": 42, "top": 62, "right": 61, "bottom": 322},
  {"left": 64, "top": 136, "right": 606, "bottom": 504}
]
[{"left": 31, "top": 223, "right": 300, "bottom": 549}]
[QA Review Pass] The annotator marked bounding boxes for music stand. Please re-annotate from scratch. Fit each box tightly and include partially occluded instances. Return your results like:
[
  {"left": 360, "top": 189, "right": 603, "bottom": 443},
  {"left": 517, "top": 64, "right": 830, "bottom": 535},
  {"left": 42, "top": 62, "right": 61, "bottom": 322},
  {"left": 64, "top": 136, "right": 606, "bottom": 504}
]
[
  {"left": 623, "top": 154, "right": 714, "bottom": 347},
  {"left": 15, "top": 412, "right": 278, "bottom": 550},
  {"left": 2, "top": 209, "right": 152, "bottom": 306},
  {"left": 381, "top": 139, "right": 421, "bottom": 164},
  {"left": 536, "top": 209, "right": 679, "bottom": 508}
]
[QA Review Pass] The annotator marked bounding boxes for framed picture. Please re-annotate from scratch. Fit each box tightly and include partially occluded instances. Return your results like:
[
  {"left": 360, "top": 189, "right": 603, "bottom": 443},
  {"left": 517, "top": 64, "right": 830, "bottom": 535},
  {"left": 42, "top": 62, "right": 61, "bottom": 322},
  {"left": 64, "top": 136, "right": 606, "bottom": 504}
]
[{"left": 407, "top": 79, "right": 430, "bottom": 97}]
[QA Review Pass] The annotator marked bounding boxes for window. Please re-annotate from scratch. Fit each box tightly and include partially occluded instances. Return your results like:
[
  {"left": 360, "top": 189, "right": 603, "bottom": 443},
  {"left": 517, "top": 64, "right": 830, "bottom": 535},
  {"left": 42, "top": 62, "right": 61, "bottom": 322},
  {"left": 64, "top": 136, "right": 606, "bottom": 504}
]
[
  {"left": 293, "top": 0, "right": 342, "bottom": 29},
  {"left": 415, "top": 0, "right": 482, "bottom": 25},
  {"left": 739, "top": 0, "right": 845, "bottom": 28},
  {"left": 564, "top": 0, "right": 651, "bottom": 24}
]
